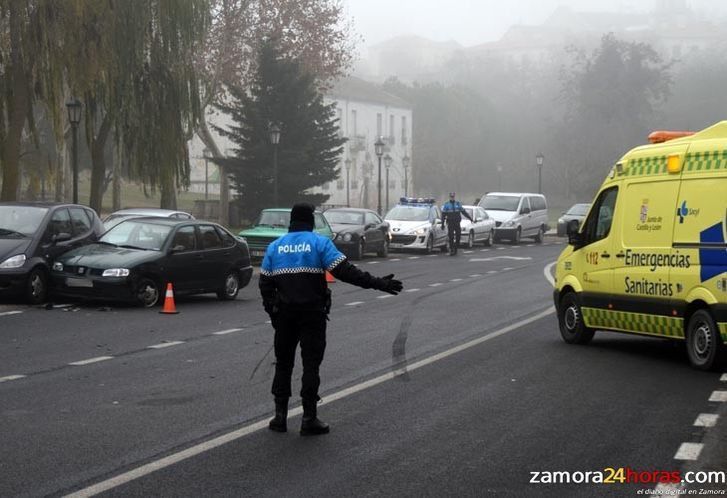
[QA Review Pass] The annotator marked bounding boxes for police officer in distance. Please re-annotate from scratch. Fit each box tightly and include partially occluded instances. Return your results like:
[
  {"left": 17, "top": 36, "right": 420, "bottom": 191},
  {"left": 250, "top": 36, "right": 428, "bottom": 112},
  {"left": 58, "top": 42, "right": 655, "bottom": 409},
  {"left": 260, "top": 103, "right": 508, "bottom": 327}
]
[
  {"left": 260, "top": 203, "right": 403, "bottom": 436},
  {"left": 441, "top": 192, "right": 473, "bottom": 255}
]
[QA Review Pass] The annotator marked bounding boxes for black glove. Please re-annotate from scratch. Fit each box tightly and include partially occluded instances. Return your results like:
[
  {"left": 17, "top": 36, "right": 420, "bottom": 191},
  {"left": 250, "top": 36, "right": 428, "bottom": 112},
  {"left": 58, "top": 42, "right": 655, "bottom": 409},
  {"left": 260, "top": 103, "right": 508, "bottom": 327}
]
[{"left": 377, "top": 274, "right": 403, "bottom": 295}]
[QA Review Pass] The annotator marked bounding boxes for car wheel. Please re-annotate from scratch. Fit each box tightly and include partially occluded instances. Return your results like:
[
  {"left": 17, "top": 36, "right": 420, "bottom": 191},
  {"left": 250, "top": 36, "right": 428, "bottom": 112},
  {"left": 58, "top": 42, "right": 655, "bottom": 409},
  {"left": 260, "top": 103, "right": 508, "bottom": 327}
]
[
  {"left": 558, "top": 292, "right": 595, "bottom": 345},
  {"left": 377, "top": 239, "right": 389, "bottom": 258},
  {"left": 534, "top": 226, "right": 544, "bottom": 243},
  {"left": 466, "top": 231, "right": 474, "bottom": 248},
  {"left": 26, "top": 268, "right": 49, "bottom": 305},
  {"left": 512, "top": 227, "right": 522, "bottom": 245},
  {"left": 217, "top": 271, "right": 240, "bottom": 301},
  {"left": 425, "top": 236, "right": 434, "bottom": 254},
  {"left": 686, "top": 310, "right": 724, "bottom": 371},
  {"left": 136, "top": 277, "right": 161, "bottom": 308},
  {"left": 483, "top": 229, "right": 492, "bottom": 247}
]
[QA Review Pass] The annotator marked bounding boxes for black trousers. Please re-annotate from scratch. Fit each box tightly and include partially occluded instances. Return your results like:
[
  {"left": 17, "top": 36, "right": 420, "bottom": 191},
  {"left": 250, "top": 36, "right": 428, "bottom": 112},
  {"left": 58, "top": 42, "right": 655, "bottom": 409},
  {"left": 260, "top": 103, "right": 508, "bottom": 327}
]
[
  {"left": 271, "top": 309, "right": 327, "bottom": 402},
  {"left": 447, "top": 222, "right": 461, "bottom": 249}
]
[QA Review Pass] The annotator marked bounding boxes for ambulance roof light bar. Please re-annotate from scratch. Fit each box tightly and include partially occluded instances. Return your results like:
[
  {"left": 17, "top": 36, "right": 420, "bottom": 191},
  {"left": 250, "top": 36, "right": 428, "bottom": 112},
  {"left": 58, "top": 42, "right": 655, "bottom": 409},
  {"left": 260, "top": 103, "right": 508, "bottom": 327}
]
[{"left": 648, "top": 130, "right": 695, "bottom": 144}]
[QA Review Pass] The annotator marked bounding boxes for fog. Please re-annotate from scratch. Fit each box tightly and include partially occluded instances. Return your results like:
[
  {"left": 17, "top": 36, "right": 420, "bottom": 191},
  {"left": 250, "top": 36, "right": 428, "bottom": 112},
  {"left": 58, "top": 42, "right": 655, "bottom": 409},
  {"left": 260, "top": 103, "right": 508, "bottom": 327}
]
[{"left": 339, "top": 0, "right": 727, "bottom": 211}]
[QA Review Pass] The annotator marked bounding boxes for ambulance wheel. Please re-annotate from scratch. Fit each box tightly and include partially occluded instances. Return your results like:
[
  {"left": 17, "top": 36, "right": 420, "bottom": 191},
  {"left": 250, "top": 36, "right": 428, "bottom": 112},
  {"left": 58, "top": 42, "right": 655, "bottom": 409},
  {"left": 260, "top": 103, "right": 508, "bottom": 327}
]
[
  {"left": 686, "top": 310, "right": 724, "bottom": 371},
  {"left": 558, "top": 292, "right": 594, "bottom": 345}
]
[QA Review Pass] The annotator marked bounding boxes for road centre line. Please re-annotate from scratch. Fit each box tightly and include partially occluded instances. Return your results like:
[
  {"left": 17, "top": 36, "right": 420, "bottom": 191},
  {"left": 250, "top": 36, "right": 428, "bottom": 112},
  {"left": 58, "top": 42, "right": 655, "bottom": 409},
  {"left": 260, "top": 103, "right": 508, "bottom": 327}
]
[
  {"left": 463, "top": 250, "right": 473, "bottom": 254},
  {"left": 377, "top": 295, "right": 393, "bottom": 299},
  {"left": 0, "top": 310, "right": 23, "bottom": 317},
  {"left": 69, "top": 356, "right": 114, "bottom": 366},
  {"left": 708, "top": 391, "right": 727, "bottom": 402},
  {"left": 428, "top": 283, "right": 443, "bottom": 287},
  {"left": 345, "top": 301, "right": 364, "bottom": 306},
  {"left": 502, "top": 267, "right": 514, "bottom": 271},
  {"left": 469, "top": 274, "right": 482, "bottom": 278},
  {"left": 673, "top": 442, "right": 703, "bottom": 461},
  {"left": 487, "top": 271, "right": 498, "bottom": 274},
  {"left": 213, "top": 328, "right": 244, "bottom": 336},
  {"left": 450, "top": 278, "right": 463, "bottom": 282},
  {"left": 0, "top": 374, "right": 26, "bottom": 383},
  {"left": 694, "top": 413, "right": 719, "bottom": 427},
  {"left": 390, "top": 258, "right": 401, "bottom": 261},
  {"left": 367, "top": 261, "right": 379, "bottom": 265},
  {"left": 148, "top": 341, "right": 185, "bottom": 350},
  {"left": 405, "top": 288, "right": 420, "bottom": 293},
  {"left": 64, "top": 307, "right": 555, "bottom": 498},
  {"left": 408, "top": 256, "right": 420, "bottom": 260}
]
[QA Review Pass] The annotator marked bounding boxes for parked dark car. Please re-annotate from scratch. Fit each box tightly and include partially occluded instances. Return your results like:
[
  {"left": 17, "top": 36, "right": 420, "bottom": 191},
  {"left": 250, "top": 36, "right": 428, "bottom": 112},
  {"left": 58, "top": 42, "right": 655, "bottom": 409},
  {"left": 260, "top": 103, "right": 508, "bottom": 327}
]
[
  {"left": 51, "top": 218, "right": 253, "bottom": 307},
  {"left": 323, "top": 208, "right": 389, "bottom": 260},
  {"left": 557, "top": 203, "right": 591, "bottom": 236},
  {"left": 0, "top": 202, "right": 104, "bottom": 304},
  {"left": 103, "top": 208, "right": 194, "bottom": 231}
]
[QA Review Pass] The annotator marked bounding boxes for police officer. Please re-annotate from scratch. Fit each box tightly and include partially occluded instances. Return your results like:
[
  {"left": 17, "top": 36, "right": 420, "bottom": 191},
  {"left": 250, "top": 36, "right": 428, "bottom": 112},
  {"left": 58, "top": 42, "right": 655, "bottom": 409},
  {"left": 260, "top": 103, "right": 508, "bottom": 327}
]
[
  {"left": 441, "top": 192, "right": 473, "bottom": 255},
  {"left": 259, "top": 203, "right": 403, "bottom": 436}
]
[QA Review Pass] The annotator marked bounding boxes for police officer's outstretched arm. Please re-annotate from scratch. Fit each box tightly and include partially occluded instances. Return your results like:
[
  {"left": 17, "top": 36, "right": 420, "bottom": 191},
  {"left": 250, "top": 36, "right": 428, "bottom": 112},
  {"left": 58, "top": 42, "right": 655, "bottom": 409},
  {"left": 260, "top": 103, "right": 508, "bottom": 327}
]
[
  {"left": 320, "top": 238, "right": 403, "bottom": 295},
  {"left": 460, "top": 204, "right": 473, "bottom": 222}
]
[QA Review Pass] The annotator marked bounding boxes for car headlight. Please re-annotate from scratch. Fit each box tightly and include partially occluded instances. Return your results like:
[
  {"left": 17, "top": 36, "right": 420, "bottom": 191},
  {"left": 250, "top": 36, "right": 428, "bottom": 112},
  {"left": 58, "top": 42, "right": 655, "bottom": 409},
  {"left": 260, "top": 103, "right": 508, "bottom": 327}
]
[
  {"left": 0, "top": 254, "right": 26, "bottom": 269},
  {"left": 558, "top": 218, "right": 565, "bottom": 224},
  {"left": 503, "top": 220, "right": 516, "bottom": 227},
  {"left": 332, "top": 232, "right": 338, "bottom": 240},
  {"left": 102, "top": 268, "right": 130, "bottom": 277},
  {"left": 413, "top": 227, "right": 428, "bottom": 235},
  {"left": 52, "top": 262, "right": 64, "bottom": 272},
  {"left": 343, "top": 233, "right": 352, "bottom": 242}
]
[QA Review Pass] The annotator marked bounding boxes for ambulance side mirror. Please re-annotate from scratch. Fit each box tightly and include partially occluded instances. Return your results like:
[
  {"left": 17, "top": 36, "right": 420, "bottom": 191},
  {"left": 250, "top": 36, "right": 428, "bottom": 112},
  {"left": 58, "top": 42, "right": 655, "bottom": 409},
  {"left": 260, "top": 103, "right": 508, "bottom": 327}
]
[{"left": 566, "top": 220, "right": 583, "bottom": 248}]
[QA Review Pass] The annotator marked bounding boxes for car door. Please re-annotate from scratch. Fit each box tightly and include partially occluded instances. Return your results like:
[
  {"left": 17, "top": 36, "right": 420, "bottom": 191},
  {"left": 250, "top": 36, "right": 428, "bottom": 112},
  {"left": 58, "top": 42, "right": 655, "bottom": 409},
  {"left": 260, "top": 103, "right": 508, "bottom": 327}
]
[
  {"left": 475, "top": 207, "right": 488, "bottom": 241},
  {"left": 198, "top": 224, "right": 230, "bottom": 290},
  {"left": 165, "top": 225, "right": 204, "bottom": 291},
  {"left": 42, "top": 208, "right": 76, "bottom": 262},
  {"left": 69, "top": 207, "right": 96, "bottom": 246},
  {"left": 430, "top": 206, "right": 444, "bottom": 246},
  {"left": 364, "top": 211, "right": 384, "bottom": 250}
]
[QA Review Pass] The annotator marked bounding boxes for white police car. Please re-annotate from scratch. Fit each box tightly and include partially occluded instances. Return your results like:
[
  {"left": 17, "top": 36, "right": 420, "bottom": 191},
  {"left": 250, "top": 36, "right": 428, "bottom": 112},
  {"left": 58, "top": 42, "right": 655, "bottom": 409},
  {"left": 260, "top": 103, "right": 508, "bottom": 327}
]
[{"left": 384, "top": 197, "right": 449, "bottom": 253}]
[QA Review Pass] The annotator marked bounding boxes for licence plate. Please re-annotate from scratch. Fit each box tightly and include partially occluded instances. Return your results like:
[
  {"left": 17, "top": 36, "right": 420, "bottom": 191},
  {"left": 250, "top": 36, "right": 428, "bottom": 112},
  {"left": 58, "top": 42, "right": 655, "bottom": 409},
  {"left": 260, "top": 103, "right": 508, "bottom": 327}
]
[
  {"left": 66, "top": 277, "right": 93, "bottom": 288},
  {"left": 251, "top": 250, "right": 265, "bottom": 257},
  {"left": 389, "top": 243, "right": 403, "bottom": 249}
]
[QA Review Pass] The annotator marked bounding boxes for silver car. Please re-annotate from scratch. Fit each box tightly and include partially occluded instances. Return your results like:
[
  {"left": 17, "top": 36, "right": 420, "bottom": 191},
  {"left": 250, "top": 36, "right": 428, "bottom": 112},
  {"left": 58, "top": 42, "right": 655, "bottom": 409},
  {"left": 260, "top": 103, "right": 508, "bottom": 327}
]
[
  {"left": 103, "top": 208, "right": 194, "bottom": 231},
  {"left": 459, "top": 205, "right": 495, "bottom": 247},
  {"left": 478, "top": 192, "right": 549, "bottom": 244}
]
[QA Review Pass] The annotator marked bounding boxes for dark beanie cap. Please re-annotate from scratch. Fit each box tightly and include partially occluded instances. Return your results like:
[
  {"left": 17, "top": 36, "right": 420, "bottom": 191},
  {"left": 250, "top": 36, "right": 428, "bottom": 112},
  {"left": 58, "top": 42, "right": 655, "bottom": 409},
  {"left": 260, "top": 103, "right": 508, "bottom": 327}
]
[{"left": 290, "top": 202, "right": 315, "bottom": 226}]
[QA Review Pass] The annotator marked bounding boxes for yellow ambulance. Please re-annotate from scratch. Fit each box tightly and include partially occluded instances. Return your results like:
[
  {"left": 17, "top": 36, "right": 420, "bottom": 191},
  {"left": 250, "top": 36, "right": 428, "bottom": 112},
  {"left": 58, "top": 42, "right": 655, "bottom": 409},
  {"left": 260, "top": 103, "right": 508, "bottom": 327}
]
[{"left": 554, "top": 121, "right": 727, "bottom": 370}]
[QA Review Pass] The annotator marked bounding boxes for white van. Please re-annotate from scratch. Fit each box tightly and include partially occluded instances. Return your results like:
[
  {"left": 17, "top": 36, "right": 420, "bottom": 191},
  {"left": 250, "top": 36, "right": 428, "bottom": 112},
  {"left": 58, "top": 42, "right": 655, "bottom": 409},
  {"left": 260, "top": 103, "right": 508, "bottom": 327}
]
[{"left": 478, "top": 192, "right": 548, "bottom": 244}]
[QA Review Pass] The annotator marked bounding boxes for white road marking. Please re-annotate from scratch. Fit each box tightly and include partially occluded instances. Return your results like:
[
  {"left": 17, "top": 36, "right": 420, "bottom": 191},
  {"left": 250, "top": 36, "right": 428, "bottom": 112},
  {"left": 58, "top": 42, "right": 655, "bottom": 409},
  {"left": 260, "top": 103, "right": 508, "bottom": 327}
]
[
  {"left": 405, "top": 288, "right": 420, "bottom": 293},
  {"left": 468, "top": 256, "right": 532, "bottom": 262},
  {"left": 487, "top": 270, "right": 498, "bottom": 274},
  {"left": 213, "top": 328, "right": 244, "bottom": 336},
  {"left": 390, "top": 258, "right": 401, "bottom": 261},
  {"left": 463, "top": 250, "right": 473, "bottom": 254},
  {"left": 148, "top": 341, "right": 185, "bottom": 350},
  {"left": 377, "top": 295, "right": 393, "bottom": 299},
  {"left": 428, "top": 283, "right": 443, "bottom": 287},
  {"left": 64, "top": 307, "right": 555, "bottom": 498},
  {"left": 721, "top": 373, "right": 727, "bottom": 382},
  {"left": 469, "top": 274, "right": 482, "bottom": 278},
  {"left": 427, "top": 254, "right": 438, "bottom": 257},
  {"left": 708, "top": 390, "right": 727, "bottom": 402},
  {"left": 345, "top": 301, "right": 364, "bottom": 306},
  {"left": 694, "top": 413, "right": 719, "bottom": 427},
  {"left": 480, "top": 249, "right": 490, "bottom": 252},
  {"left": 408, "top": 256, "right": 420, "bottom": 260},
  {"left": 497, "top": 247, "right": 506, "bottom": 250},
  {"left": 502, "top": 267, "right": 514, "bottom": 271},
  {"left": 0, "top": 375, "right": 26, "bottom": 383},
  {"left": 53, "top": 304, "right": 74, "bottom": 309},
  {"left": 450, "top": 278, "right": 463, "bottom": 282},
  {"left": 69, "top": 356, "right": 114, "bottom": 366},
  {"left": 526, "top": 244, "right": 534, "bottom": 247},
  {"left": 367, "top": 261, "right": 379, "bottom": 265},
  {"left": 0, "top": 311, "right": 23, "bottom": 317},
  {"left": 674, "top": 442, "right": 703, "bottom": 461},
  {"left": 544, "top": 261, "right": 557, "bottom": 286}
]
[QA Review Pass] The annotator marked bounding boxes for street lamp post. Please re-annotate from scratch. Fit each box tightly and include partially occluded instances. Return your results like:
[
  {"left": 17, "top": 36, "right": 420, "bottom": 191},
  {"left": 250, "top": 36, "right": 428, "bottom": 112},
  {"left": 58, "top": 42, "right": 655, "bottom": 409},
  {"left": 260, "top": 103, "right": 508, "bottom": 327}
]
[
  {"left": 497, "top": 164, "right": 503, "bottom": 191},
  {"left": 203, "top": 148, "right": 212, "bottom": 200},
  {"left": 536, "top": 153, "right": 544, "bottom": 194},
  {"left": 344, "top": 158, "right": 352, "bottom": 207},
  {"left": 384, "top": 153, "right": 392, "bottom": 212},
  {"left": 374, "top": 137, "right": 385, "bottom": 215},
  {"left": 402, "top": 154, "right": 410, "bottom": 197},
  {"left": 269, "top": 123, "right": 281, "bottom": 207},
  {"left": 65, "top": 98, "right": 82, "bottom": 204}
]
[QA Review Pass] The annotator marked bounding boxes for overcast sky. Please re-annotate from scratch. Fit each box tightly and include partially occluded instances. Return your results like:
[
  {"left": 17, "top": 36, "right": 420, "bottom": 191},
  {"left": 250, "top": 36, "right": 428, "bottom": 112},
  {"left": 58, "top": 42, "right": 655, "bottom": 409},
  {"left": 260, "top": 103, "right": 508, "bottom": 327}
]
[{"left": 342, "top": 0, "right": 727, "bottom": 47}]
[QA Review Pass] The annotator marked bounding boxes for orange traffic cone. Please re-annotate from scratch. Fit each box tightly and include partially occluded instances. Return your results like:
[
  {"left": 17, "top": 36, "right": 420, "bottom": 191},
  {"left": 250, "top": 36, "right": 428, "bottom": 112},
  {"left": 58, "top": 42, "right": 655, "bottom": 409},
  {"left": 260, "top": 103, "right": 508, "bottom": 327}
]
[
  {"left": 325, "top": 271, "right": 336, "bottom": 283},
  {"left": 159, "top": 283, "right": 179, "bottom": 314}
]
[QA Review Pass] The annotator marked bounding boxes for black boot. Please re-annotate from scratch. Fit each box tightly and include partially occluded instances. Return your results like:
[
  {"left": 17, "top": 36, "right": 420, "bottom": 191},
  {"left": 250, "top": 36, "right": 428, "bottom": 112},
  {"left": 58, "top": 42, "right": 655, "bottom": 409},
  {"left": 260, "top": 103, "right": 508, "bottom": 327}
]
[
  {"left": 268, "top": 397, "right": 288, "bottom": 432},
  {"left": 300, "top": 400, "right": 329, "bottom": 436}
]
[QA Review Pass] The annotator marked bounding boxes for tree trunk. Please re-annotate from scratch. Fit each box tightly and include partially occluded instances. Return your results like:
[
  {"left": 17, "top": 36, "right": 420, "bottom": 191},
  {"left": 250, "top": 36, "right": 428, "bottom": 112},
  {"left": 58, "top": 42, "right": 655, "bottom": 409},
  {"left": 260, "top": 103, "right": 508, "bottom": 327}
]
[
  {"left": 88, "top": 115, "right": 112, "bottom": 212},
  {"left": 196, "top": 118, "right": 228, "bottom": 226},
  {"left": 112, "top": 147, "right": 121, "bottom": 212},
  {"left": 0, "top": 3, "right": 29, "bottom": 201},
  {"left": 160, "top": 178, "right": 177, "bottom": 209}
]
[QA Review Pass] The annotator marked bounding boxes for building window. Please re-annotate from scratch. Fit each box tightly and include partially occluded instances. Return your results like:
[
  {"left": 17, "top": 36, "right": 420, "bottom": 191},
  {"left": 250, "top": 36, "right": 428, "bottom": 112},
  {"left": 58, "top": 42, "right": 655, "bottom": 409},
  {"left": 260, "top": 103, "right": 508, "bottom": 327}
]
[
  {"left": 351, "top": 179, "right": 359, "bottom": 190},
  {"left": 351, "top": 109, "right": 357, "bottom": 136},
  {"left": 389, "top": 114, "right": 395, "bottom": 144},
  {"left": 401, "top": 116, "right": 407, "bottom": 145},
  {"left": 376, "top": 113, "right": 382, "bottom": 137}
]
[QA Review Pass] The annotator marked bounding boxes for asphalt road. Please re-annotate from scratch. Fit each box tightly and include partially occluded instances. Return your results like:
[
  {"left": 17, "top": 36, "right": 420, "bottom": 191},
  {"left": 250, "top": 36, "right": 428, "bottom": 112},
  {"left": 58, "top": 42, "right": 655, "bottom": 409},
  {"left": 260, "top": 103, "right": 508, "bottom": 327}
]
[{"left": 1, "top": 239, "right": 726, "bottom": 497}]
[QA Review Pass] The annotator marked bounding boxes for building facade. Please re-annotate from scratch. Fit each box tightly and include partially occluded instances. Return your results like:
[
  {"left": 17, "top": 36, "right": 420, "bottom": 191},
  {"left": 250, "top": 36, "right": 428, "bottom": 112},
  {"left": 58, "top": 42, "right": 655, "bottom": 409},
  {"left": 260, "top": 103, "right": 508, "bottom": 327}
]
[{"left": 318, "top": 76, "right": 413, "bottom": 214}]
